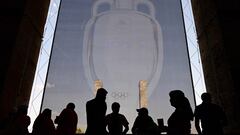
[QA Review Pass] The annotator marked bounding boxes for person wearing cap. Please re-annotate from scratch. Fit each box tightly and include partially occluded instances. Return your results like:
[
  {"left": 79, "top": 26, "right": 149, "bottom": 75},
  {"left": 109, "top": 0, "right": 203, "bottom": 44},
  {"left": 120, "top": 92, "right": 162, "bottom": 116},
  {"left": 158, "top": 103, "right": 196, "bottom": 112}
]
[
  {"left": 105, "top": 102, "right": 129, "bottom": 135},
  {"left": 132, "top": 107, "right": 159, "bottom": 135},
  {"left": 85, "top": 88, "right": 108, "bottom": 135}
]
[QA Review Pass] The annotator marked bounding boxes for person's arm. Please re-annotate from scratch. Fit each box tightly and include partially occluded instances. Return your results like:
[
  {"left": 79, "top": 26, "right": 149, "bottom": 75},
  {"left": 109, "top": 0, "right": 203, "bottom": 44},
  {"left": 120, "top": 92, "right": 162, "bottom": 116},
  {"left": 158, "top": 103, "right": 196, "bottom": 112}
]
[
  {"left": 131, "top": 118, "right": 138, "bottom": 135},
  {"left": 121, "top": 115, "right": 129, "bottom": 134},
  {"left": 56, "top": 109, "right": 66, "bottom": 125},
  {"left": 123, "top": 124, "right": 129, "bottom": 135},
  {"left": 194, "top": 107, "right": 202, "bottom": 135},
  {"left": 48, "top": 119, "right": 56, "bottom": 135},
  {"left": 195, "top": 116, "right": 202, "bottom": 135},
  {"left": 105, "top": 115, "right": 109, "bottom": 134},
  {"left": 104, "top": 102, "right": 107, "bottom": 115},
  {"left": 86, "top": 101, "right": 90, "bottom": 125},
  {"left": 26, "top": 116, "right": 31, "bottom": 127}
]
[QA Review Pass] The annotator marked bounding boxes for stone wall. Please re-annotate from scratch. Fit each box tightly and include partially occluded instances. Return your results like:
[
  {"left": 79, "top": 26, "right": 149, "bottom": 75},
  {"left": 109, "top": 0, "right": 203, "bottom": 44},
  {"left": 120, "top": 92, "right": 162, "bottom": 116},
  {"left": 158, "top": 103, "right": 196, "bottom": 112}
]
[
  {"left": 0, "top": 0, "right": 50, "bottom": 121},
  {"left": 191, "top": 0, "right": 240, "bottom": 134}
]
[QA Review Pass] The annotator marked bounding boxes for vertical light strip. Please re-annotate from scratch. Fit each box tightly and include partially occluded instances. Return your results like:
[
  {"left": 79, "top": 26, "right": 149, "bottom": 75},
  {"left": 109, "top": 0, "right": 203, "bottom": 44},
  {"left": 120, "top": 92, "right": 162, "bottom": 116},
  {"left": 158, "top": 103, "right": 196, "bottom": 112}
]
[
  {"left": 27, "top": 0, "right": 61, "bottom": 132},
  {"left": 139, "top": 80, "right": 148, "bottom": 108},
  {"left": 94, "top": 80, "right": 103, "bottom": 94},
  {"left": 181, "top": 0, "right": 206, "bottom": 105}
]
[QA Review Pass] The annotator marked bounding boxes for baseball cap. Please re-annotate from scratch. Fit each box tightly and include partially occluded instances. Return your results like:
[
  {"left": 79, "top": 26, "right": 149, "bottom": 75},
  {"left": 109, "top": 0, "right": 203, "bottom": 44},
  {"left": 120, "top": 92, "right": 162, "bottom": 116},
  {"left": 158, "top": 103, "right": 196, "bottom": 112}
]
[{"left": 136, "top": 107, "right": 148, "bottom": 114}]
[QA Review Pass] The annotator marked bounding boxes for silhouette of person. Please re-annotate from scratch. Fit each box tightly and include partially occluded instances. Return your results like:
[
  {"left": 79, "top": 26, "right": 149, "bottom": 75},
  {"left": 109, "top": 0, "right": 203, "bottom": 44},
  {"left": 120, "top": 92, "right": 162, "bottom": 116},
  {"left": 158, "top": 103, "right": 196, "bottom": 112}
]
[
  {"left": 85, "top": 88, "right": 108, "bottom": 135},
  {"left": 132, "top": 107, "right": 159, "bottom": 135},
  {"left": 32, "top": 108, "right": 56, "bottom": 135},
  {"left": 105, "top": 102, "right": 129, "bottom": 135},
  {"left": 194, "top": 92, "right": 228, "bottom": 135},
  {"left": 11, "top": 105, "right": 31, "bottom": 135},
  {"left": 167, "top": 90, "right": 193, "bottom": 135},
  {"left": 55, "top": 103, "right": 78, "bottom": 135}
]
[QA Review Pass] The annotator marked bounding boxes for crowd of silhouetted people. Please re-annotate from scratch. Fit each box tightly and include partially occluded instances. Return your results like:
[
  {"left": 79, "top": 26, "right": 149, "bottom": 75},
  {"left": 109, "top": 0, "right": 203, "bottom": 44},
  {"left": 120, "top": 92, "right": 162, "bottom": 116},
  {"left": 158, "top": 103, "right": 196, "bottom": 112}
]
[{"left": 0, "top": 88, "right": 228, "bottom": 135}]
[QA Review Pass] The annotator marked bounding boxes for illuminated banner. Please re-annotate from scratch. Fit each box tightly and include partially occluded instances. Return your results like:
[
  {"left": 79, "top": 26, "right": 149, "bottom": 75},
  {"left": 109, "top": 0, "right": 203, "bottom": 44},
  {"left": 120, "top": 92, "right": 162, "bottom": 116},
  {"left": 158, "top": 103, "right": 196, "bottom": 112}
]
[{"left": 42, "top": 0, "right": 195, "bottom": 132}]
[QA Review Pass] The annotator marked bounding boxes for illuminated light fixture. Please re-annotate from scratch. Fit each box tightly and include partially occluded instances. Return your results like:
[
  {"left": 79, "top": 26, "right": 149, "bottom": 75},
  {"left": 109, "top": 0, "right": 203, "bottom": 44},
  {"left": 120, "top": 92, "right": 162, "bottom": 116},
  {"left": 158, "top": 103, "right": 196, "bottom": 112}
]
[
  {"left": 139, "top": 80, "right": 148, "bottom": 108},
  {"left": 94, "top": 80, "right": 103, "bottom": 94}
]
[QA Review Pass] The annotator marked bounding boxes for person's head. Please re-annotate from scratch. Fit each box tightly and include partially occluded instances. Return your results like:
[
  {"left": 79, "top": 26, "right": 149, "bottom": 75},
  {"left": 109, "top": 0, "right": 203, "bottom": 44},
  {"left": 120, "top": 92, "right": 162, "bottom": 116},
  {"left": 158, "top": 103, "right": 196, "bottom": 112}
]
[
  {"left": 169, "top": 90, "right": 193, "bottom": 120},
  {"left": 66, "top": 102, "right": 75, "bottom": 110},
  {"left": 201, "top": 92, "right": 212, "bottom": 103},
  {"left": 169, "top": 90, "right": 185, "bottom": 108},
  {"left": 96, "top": 88, "right": 108, "bottom": 101},
  {"left": 137, "top": 107, "right": 148, "bottom": 117},
  {"left": 112, "top": 102, "right": 120, "bottom": 114},
  {"left": 42, "top": 108, "right": 52, "bottom": 118}
]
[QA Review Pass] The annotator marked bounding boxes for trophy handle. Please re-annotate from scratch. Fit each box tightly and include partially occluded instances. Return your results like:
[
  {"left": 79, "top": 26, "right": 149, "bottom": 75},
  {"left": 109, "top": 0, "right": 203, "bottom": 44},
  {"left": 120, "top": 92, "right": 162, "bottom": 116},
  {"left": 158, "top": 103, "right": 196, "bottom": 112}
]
[
  {"left": 135, "top": 0, "right": 156, "bottom": 18},
  {"left": 92, "top": 0, "right": 113, "bottom": 16}
]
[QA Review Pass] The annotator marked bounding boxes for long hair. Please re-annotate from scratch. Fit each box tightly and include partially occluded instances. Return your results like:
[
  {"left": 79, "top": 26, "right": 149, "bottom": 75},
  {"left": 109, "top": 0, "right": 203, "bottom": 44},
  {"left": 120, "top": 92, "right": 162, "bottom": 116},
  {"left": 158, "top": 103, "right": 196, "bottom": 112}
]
[{"left": 169, "top": 90, "right": 193, "bottom": 120}]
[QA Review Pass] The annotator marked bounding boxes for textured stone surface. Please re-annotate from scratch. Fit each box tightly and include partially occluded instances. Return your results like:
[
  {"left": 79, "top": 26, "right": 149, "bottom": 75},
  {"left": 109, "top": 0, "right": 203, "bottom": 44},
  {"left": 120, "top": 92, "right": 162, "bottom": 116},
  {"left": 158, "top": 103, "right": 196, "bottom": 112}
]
[
  {"left": 0, "top": 0, "right": 50, "bottom": 122},
  {"left": 191, "top": 0, "right": 240, "bottom": 134}
]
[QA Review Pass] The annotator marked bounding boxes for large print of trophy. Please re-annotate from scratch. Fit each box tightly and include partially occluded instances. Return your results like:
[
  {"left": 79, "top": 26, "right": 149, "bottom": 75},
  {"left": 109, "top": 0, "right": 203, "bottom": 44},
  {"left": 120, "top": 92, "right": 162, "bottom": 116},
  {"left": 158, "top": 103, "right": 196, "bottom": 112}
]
[{"left": 83, "top": 0, "right": 163, "bottom": 118}]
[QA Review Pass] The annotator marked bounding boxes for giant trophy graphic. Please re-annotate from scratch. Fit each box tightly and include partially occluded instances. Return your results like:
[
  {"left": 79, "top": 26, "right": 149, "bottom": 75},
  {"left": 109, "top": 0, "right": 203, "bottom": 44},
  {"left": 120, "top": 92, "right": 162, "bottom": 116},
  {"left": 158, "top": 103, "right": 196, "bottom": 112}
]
[{"left": 83, "top": 0, "right": 163, "bottom": 123}]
